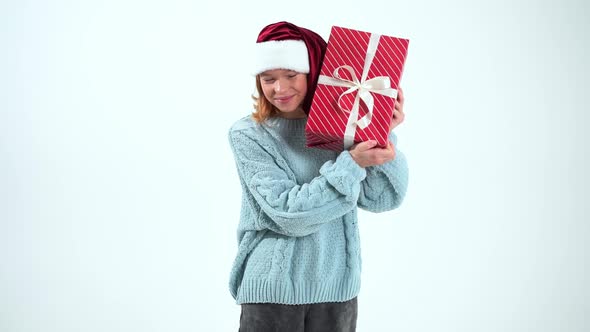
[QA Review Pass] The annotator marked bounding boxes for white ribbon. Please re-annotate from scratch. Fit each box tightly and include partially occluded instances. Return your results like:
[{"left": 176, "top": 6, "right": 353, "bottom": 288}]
[{"left": 318, "top": 33, "right": 398, "bottom": 149}]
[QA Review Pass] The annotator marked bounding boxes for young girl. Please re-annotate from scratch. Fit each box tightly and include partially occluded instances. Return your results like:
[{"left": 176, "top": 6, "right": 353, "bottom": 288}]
[{"left": 228, "top": 21, "right": 408, "bottom": 332}]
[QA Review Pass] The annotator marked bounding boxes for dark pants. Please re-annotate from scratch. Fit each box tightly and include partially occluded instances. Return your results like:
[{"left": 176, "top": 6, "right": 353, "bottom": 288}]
[{"left": 239, "top": 297, "right": 357, "bottom": 332}]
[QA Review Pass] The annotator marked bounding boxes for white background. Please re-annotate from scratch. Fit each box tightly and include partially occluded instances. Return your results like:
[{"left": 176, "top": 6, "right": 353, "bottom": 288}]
[{"left": 1, "top": 0, "right": 588, "bottom": 331}]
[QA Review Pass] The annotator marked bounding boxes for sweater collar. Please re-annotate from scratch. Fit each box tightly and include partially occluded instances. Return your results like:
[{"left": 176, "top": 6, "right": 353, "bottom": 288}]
[{"left": 265, "top": 116, "right": 308, "bottom": 133}]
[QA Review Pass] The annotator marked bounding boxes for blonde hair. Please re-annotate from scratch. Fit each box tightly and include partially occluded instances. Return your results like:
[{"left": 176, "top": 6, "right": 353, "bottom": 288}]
[{"left": 251, "top": 76, "right": 279, "bottom": 123}]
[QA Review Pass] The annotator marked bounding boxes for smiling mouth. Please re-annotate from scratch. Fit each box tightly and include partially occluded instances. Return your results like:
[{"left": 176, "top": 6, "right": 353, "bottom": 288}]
[{"left": 275, "top": 96, "right": 294, "bottom": 102}]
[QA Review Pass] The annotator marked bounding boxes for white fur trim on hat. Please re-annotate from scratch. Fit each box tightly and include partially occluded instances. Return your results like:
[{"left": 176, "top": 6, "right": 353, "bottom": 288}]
[{"left": 253, "top": 39, "right": 309, "bottom": 75}]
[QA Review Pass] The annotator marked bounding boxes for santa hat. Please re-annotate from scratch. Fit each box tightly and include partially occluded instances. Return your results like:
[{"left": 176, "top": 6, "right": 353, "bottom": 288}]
[{"left": 253, "top": 21, "right": 327, "bottom": 114}]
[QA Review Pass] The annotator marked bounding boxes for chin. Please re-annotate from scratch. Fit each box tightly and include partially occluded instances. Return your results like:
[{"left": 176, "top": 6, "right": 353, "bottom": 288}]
[
  {"left": 276, "top": 107, "right": 297, "bottom": 113},
  {"left": 273, "top": 103, "right": 298, "bottom": 113}
]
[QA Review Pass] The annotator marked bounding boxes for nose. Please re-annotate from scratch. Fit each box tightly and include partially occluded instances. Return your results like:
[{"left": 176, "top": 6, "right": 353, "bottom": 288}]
[{"left": 273, "top": 79, "right": 282, "bottom": 92}]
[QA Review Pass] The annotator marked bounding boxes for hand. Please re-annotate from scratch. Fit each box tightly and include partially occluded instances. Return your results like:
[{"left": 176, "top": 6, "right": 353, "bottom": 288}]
[
  {"left": 390, "top": 87, "right": 405, "bottom": 131},
  {"left": 349, "top": 140, "right": 396, "bottom": 168}
]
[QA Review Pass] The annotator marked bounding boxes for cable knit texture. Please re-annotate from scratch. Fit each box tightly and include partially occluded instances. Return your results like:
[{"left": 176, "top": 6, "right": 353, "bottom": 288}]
[{"left": 228, "top": 115, "right": 408, "bottom": 304}]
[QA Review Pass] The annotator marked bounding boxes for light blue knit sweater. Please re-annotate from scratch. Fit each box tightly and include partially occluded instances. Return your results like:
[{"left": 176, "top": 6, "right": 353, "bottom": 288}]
[{"left": 228, "top": 115, "right": 408, "bottom": 305}]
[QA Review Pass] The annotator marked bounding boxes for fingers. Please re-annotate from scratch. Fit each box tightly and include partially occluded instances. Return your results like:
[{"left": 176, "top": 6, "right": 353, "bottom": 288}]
[
  {"left": 371, "top": 142, "right": 395, "bottom": 162},
  {"left": 357, "top": 142, "right": 395, "bottom": 165},
  {"left": 394, "top": 98, "right": 404, "bottom": 111},
  {"left": 349, "top": 139, "right": 396, "bottom": 167},
  {"left": 387, "top": 141, "right": 396, "bottom": 160},
  {"left": 390, "top": 106, "right": 405, "bottom": 132},
  {"left": 353, "top": 140, "right": 378, "bottom": 152},
  {"left": 395, "top": 87, "right": 404, "bottom": 113},
  {"left": 365, "top": 150, "right": 394, "bottom": 165},
  {"left": 392, "top": 87, "right": 405, "bottom": 130},
  {"left": 392, "top": 108, "right": 405, "bottom": 122}
]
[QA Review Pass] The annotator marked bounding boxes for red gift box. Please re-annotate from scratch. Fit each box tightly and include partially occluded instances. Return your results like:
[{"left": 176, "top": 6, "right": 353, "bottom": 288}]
[{"left": 305, "top": 26, "right": 409, "bottom": 151}]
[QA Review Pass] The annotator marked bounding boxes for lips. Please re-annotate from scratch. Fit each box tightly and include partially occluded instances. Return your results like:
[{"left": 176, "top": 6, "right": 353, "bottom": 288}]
[{"left": 274, "top": 95, "right": 294, "bottom": 103}]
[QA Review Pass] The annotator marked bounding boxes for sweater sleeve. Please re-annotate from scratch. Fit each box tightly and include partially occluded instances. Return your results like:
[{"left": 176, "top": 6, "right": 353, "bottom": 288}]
[
  {"left": 229, "top": 128, "right": 367, "bottom": 237},
  {"left": 357, "top": 132, "right": 409, "bottom": 213}
]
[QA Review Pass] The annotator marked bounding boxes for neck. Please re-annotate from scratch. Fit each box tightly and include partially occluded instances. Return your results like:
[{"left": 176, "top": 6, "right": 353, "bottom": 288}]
[{"left": 277, "top": 107, "right": 307, "bottom": 119}]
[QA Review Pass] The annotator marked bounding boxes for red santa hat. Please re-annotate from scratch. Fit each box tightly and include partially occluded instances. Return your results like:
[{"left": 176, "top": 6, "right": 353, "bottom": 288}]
[{"left": 253, "top": 21, "right": 327, "bottom": 114}]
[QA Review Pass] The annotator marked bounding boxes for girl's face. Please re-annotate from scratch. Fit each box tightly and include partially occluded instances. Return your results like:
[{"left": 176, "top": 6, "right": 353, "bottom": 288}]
[{"left": 259, "top": 69, "right": 308, "bottom": 119}]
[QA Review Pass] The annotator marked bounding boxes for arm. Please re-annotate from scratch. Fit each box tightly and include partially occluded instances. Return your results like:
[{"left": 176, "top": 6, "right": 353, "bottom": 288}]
[
  {"left": 357, "top": 132, "right": 409, "bottom": 213},
  {"left": 229, "top": 128, "right": 367, "bottom": 237}
]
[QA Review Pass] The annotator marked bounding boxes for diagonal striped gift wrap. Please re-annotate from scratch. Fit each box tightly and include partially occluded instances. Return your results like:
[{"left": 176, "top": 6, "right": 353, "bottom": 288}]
[{"left": 305, "top": 26, "right": 409, "bottom": 151}]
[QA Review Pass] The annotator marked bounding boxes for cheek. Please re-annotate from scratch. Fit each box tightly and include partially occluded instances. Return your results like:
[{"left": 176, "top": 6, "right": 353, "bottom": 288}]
[
  {"left": 297, "top": 79, "right": 308, "bottom": 94},
  {"left": 261, "top": 85, "right": 274, "bottom": 100}
]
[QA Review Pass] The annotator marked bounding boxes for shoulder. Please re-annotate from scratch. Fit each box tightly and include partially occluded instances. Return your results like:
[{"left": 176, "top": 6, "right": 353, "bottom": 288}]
[
  {"left": 228, "top": 115, "right": 269, "bottom": 139},
  {"left": 229, "top": 115, "right": 258, "bottom": 133},
  {"left": 228, "top": 114, "right": 269, "bottom": 148}
]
